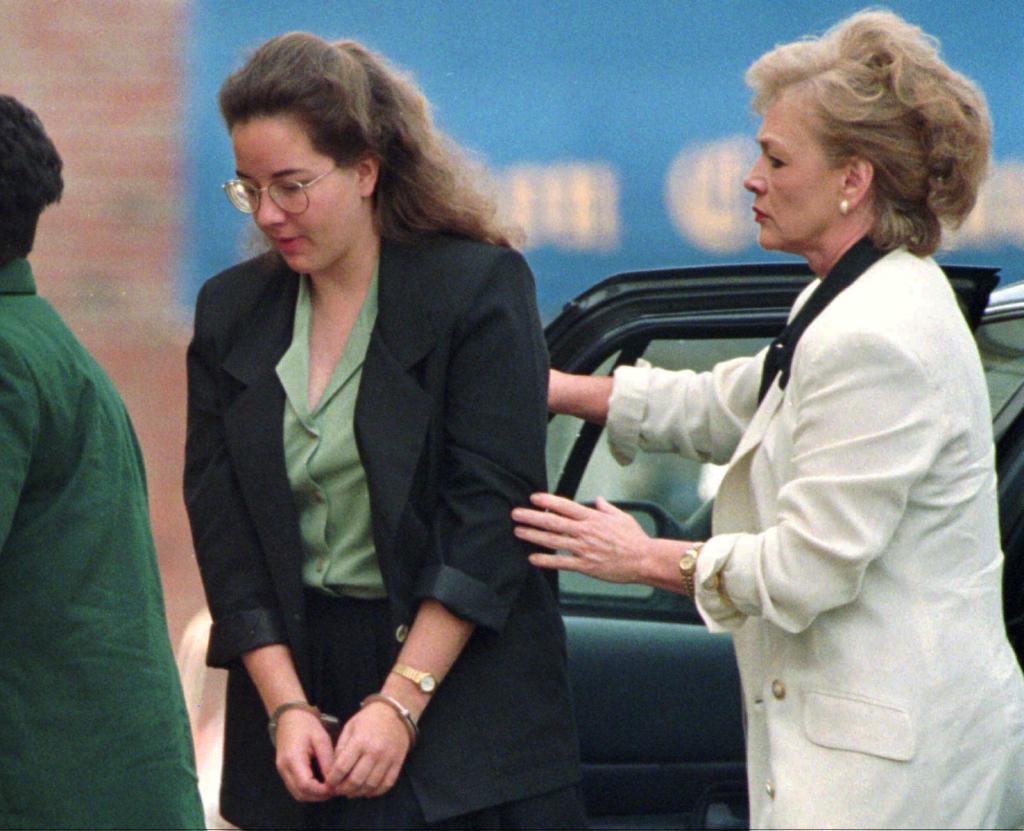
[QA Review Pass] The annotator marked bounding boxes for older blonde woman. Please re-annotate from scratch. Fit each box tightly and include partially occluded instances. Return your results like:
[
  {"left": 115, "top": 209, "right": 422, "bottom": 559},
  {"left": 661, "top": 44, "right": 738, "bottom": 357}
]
[{"left": 513, "top": 10, "right": 1024, "bottom": 829}]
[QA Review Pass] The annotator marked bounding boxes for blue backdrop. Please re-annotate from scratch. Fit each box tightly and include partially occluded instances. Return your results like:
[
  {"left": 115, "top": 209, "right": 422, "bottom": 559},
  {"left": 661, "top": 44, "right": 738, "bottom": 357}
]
[{"left": 183, "top": 1, "right": 1024, "bottom": 320}]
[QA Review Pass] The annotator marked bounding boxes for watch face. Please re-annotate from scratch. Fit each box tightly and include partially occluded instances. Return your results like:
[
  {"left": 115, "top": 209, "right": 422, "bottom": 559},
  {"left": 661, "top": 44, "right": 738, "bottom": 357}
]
[
  {"left": 420, "top": 675, "right": 437, "bottom": 693},
  {"left": 679, "top": 553, "right": 697, "bottom": 573}
]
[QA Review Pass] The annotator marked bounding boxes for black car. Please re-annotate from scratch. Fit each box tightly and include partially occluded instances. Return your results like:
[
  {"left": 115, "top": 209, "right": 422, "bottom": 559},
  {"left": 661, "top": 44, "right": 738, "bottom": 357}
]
[{"left": 547, "top": 263, "right": 1024, "bottom": 830}]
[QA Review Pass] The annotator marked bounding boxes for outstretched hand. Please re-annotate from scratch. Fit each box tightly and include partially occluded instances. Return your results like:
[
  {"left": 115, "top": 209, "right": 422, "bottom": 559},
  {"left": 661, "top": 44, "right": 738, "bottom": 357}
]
[{"left": 512, "top": 493, "right": 651, "bottom": 584}]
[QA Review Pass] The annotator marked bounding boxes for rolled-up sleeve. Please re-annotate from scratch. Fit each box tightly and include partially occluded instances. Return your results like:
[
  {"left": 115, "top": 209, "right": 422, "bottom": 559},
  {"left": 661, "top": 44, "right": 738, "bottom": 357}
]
[
  {"left": 414, "top": 249, "right": 550, "bottom": 632},
  {"left": 607, "top": 351, "right": 763, "bottom": 467}
]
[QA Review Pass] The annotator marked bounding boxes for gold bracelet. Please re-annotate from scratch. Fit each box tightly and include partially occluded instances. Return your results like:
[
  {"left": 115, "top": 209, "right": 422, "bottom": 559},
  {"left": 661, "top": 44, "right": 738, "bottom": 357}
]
[
  {"left": 360, "top": 692, "right": 419, "bottom": 747},
  {"left": 709, "top": 570, "right": 738, "bottom": 611}
]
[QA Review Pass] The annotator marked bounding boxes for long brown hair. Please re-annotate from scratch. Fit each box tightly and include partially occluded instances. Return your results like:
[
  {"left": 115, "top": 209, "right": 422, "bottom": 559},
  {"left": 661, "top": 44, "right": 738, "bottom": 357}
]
[{"left": 219, "top": 32, "right": 518, "bottom": 248}]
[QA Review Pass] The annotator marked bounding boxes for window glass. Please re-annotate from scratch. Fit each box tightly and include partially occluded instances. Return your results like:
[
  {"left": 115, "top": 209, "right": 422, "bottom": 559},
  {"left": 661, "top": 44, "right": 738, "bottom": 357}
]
[
  {"left": 545, "top": 351, "right": 620, "bottom": 483},
  {"left": 978, "top": 316, "right": 1024, "bottom": 418},
  {"left": 551, "top": 336, "right": 769, "bottom": 608}
]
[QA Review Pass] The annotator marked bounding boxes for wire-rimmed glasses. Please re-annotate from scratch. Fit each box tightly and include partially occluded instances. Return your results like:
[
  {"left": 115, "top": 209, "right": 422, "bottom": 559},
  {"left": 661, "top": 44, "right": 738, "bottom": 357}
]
[{"left": 222, "top": 167, "right": 338, "bottom": 214}]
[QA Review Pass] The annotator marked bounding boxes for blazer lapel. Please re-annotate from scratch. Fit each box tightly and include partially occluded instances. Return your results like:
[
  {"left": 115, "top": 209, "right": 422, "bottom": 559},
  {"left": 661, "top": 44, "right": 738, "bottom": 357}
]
[
  {"left": 221, "top": 267, "right": 299, "bottom": 386},
  {"left": 371, "top": 241, "right": 438, "bottom": 369},
  {"left": 220, "top": 273, "right": 312, "bottom": 669},
  {"left": 356, "top": 241, "right": 436, "bottom": 560},
  {"left": 712, "top": 381, "right": 785, "bottom": 535},
  {"left": 732, "top": 379, "right": 784, "bottom": 463}
]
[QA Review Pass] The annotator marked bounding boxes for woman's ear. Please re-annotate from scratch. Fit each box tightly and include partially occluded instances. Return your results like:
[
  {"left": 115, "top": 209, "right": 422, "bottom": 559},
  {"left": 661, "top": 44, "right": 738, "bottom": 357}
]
[
  {"left": 356, "top": 154, "right": 380, "bottom": 198},
  {"left": 842, "top": 156, "right": 874, "bottom": 212}
]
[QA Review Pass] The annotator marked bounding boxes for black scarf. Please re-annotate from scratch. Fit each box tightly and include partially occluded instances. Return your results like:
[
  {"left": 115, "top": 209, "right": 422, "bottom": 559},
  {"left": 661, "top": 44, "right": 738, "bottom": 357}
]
[{"left": 757, "top": 237, "right": 884, "bottom": 403}]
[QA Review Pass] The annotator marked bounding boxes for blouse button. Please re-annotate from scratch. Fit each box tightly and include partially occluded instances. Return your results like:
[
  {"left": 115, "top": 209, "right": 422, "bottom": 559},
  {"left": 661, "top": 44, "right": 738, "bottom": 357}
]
[
  {"left": 395, "top": 624, "right": 409, "bottom": 643},
  {"left": 771, "top": 679, "right": 786, "bottom": 700},
  {"left": 765, "top": 780, "right": 775, "bottom": 799}
]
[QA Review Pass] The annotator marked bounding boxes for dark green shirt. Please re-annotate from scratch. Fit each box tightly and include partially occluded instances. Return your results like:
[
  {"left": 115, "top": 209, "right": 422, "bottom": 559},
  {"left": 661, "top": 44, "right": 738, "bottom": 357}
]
[{"left": 0, "top": 258, "right": 204, "bottom": 828}]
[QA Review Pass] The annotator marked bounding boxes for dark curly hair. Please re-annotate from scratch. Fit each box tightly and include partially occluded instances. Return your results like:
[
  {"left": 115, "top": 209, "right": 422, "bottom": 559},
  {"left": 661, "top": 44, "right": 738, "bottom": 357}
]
[{"left": 0, "top": 95, "right": 64, "bottom": 266}]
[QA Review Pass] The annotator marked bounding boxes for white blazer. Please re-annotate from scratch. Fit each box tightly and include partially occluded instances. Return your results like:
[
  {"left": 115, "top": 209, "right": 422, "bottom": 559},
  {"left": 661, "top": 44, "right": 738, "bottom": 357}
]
[{"left": 608, "top": 250, "right": 1024, "bottom": 829}]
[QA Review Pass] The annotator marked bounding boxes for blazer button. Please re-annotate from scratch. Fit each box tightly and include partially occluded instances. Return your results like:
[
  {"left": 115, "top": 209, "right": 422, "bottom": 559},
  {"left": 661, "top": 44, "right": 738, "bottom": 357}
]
[
  {"left": 771, "top": 679, "right": 786, "bottom": 700},
  {"left": 395, "top": 624, "right": 409, "bottom": 643},
  {"left": 765, "top": 780, "right": 775, "bottom": 799}
]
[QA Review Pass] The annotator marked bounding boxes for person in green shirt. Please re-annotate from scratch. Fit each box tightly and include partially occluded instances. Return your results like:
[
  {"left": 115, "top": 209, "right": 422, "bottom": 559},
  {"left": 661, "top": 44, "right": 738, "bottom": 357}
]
[{"left": 0, "top": 95, "right": 204, "bottom": 829}]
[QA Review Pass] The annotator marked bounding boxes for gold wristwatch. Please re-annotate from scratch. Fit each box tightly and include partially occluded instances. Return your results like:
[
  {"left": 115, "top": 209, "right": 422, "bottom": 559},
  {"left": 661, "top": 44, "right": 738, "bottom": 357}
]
[
  {"left": 678, "top": 542, "right": 704, "bottom": 597},
  {"left": 392, "top": 663, "right": 438, "bottom": 694}
]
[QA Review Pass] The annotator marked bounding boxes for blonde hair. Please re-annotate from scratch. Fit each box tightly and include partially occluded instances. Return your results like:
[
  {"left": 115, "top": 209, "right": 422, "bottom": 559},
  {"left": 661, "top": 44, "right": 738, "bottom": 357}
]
[
  {"left": 746, "top": 9, "right": 991, "bottom": 256},
  {"left": 219, "top": 32, "right": 519, "bottom": 248}
]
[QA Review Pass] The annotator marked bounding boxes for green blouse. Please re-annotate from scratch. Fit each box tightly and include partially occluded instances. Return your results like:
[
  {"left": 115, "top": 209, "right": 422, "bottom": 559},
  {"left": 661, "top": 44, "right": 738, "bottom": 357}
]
[{"left": 276, "top": 273, "right": 386, "bottom": 598}]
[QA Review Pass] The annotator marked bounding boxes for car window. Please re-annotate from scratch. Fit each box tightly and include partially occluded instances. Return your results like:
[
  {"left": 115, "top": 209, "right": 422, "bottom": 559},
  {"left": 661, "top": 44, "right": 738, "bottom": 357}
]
[
  {"left": 978, "top": 307, "right": 1024, "bottom": 669},
  {"left": 546, "top": 351, "right": 621, "bottom": 484},
  {"left": 978, "top": 315, "right": 1024, "bottom": 428},
  {"left": 548, "top": 335, "right": 770, "bottom": 615}
]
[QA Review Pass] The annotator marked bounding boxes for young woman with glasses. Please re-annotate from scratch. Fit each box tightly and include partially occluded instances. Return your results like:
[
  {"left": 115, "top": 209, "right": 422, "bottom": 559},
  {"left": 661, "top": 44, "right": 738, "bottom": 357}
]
[{"left": 184, "top": 32, "right": 585, "bottom": 831}]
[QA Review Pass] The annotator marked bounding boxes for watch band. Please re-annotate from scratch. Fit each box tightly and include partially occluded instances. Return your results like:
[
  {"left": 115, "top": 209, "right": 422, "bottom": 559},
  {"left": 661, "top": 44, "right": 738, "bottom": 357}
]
[
  {"left": 678, "top": 542, "right": 704, "bottom": 597},
  {"left": 392, "top": 662, "right": 438, "bottom": 694}
]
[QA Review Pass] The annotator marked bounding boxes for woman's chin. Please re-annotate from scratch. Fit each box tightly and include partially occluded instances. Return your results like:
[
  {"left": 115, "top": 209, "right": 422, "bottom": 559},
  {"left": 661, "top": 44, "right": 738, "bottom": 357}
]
[
  {"left": 278, "top": 251, "right": 313, "bottom": 274},
  {"left": 756, "top": 229, "right": 782, "bottom": 252},
  {"left": 756, "top": 231, "right": 803, "bottom": 259}
]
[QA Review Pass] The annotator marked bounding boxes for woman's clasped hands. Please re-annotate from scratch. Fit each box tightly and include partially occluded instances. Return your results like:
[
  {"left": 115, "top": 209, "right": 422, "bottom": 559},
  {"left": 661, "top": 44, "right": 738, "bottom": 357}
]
[{"left": 273, "top": 698, "right": 413, "bottom": 803}]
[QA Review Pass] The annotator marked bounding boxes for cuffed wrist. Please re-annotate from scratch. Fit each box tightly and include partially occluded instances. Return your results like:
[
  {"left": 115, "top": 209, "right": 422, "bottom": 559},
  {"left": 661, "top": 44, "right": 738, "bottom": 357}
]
[
  {"left": 361, "top": 692, "right": 419, "bottom": 747},
  {"left": 267, "top": 701, "right": 340, "bottom": 747}
]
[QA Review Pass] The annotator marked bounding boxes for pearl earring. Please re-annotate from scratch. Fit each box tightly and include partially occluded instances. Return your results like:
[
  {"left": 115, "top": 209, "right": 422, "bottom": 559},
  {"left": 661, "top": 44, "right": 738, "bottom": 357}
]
[{"left": 839, "top": 199, "right": 850, "bottom": 216}]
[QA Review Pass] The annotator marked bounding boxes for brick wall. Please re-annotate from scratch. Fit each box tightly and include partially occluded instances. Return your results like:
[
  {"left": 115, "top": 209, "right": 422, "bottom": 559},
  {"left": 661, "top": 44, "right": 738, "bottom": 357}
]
[{"left": 1, "top": 0, "right": 203, "bottom": 649}]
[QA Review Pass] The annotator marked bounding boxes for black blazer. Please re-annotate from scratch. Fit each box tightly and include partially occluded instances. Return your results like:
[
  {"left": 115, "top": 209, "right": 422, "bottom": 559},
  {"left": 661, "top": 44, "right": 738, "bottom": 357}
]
[{"left": 184, "top": 235, "right": 581, "bottom": 828}]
